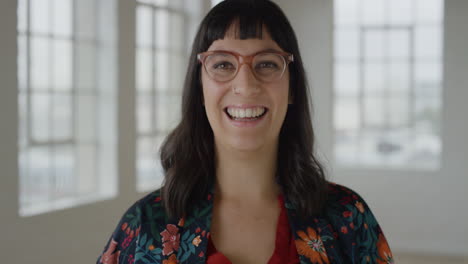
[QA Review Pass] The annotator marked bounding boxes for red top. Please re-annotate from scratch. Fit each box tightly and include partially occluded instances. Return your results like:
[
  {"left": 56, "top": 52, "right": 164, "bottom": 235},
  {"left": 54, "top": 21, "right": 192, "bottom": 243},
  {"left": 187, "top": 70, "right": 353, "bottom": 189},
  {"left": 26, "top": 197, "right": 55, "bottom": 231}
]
[{"left": 206, "top": 194, "right": 300, "bottom": 264}]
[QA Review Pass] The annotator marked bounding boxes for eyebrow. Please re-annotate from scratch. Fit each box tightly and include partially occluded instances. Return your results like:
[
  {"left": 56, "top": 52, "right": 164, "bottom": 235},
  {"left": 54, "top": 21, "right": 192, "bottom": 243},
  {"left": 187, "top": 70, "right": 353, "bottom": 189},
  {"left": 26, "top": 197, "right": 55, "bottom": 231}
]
[{"left": 210, "top": 47, "right": 284, "bottom": 55}]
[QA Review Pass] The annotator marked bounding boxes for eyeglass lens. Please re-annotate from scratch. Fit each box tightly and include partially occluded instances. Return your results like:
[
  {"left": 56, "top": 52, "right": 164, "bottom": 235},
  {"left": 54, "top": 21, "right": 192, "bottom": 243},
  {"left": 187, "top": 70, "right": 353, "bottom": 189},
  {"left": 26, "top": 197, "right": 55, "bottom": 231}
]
[{"left": 204, "top": 53, "right": 286, "bottom": 82}]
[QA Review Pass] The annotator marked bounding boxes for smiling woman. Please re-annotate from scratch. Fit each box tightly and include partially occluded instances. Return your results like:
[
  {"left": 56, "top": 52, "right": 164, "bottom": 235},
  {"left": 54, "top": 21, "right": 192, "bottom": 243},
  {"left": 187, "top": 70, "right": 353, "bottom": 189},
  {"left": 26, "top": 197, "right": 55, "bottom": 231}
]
[{"left": 97, "top": 0, "right": 393, "bottom": 263}]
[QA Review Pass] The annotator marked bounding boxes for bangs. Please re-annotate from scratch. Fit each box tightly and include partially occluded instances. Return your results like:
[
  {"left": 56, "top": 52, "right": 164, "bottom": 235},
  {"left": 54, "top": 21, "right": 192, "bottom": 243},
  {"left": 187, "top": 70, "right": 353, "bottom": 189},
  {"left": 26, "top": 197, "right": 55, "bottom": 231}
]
[
  {"left": 207, "top": 16, "right": 266, "bottom": 41},
  {"left": 200, "top": 0, "right": 288, "bottom": 51}
]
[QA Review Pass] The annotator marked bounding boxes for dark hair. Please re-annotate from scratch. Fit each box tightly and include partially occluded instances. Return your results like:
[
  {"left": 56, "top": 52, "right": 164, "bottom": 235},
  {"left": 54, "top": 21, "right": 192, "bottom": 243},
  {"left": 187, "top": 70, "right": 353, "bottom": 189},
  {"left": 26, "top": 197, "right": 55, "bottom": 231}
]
[{"left": 160, "top": 0, "right": 328, "bottom": 220}]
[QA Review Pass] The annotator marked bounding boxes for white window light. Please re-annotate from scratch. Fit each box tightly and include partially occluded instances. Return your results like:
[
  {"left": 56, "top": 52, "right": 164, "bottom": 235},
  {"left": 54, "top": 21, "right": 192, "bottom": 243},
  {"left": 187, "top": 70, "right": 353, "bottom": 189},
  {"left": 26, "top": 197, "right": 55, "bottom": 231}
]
[
  {"left": 17, "top": 0, "right": 118, "bottom": 216},
  {"left": 333, "top": 0, "right": 444, "bottom": 170}
]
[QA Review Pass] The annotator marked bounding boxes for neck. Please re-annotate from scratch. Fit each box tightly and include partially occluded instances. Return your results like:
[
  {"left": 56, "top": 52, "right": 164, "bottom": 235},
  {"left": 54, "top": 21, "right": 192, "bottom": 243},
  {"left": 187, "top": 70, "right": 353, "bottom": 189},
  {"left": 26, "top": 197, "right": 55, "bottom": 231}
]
[{"left": 213, "top": 141, "right": 281, "bottom": 205}]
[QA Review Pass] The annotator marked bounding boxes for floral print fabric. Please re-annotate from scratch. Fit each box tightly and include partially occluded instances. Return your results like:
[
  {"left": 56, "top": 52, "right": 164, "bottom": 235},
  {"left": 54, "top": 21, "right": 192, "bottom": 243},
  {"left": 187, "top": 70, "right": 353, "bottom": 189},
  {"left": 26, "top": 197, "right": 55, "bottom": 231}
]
[{"left": 97, "top": 183, "right": 393, "bottom": 264}]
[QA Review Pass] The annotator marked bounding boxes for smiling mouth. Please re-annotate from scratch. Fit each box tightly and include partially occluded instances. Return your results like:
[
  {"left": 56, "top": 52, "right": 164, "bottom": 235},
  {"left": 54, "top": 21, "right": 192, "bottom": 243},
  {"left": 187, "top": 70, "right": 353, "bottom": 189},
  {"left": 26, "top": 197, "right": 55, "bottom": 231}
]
[{"left": 224, "top": 106, "right": 268, "bottom": 121}]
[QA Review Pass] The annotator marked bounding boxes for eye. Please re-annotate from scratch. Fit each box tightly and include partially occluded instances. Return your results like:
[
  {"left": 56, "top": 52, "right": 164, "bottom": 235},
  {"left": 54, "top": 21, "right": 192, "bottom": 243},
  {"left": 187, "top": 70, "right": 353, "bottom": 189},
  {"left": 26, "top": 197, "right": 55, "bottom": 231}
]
[
  {"left": 255, "top": 61, "right": 280, "bottom": 70},
  {"left": 212, "top": 61, "right": 236, "bottom": 70}
]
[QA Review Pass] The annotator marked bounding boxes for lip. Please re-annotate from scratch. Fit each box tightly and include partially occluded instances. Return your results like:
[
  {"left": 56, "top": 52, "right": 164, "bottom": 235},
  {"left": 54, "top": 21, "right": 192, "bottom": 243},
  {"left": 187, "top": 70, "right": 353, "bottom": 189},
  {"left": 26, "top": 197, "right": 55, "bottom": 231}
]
[{"left": 223, "top": 104, "right": 268, "bottom": 128}]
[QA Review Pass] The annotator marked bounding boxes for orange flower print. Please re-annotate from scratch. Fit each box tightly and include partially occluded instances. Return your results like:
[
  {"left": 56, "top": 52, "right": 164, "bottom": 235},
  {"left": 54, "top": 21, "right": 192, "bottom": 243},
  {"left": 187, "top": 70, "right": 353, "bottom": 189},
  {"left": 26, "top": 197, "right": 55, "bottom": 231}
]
[
  {"left": 163, "top": 254, "right": 178, "bottom": 264},
  {"left": 376, "top": 233, "right": 394, "bottom": 264},
  {"left": 341, "top": 226, "right": 348, "bottom": 234},
  {"left": 178, "top": 218, "right": 185, "bottom": 227},
  {"left": 295, "top": 227, "right": 330, "bottom": 264},
  {"left": 342, "top": 211, "right": 353, "bottom": 218},
  {"left": 192, "top": 235, "right": 202, "bottom": 247},
  {"left": 355, "top": 201, "right": 365, "bottom": 213},
  {"left": 148, "top": 245, "right": 155, "bottom": 251},
  {"left": 99, "top": 239, "right": 121, "bottom": 264},
  {"left": 161, "top": 224, "right": 180, "bottom": 256}
]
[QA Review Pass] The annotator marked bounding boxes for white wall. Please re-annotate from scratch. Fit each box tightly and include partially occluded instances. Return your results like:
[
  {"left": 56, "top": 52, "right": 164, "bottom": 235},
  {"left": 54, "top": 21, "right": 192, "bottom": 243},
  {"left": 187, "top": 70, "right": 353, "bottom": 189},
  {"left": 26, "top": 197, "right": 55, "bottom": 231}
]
[{"left": 274, "top": 0, "right": 468, "bottom": 257}]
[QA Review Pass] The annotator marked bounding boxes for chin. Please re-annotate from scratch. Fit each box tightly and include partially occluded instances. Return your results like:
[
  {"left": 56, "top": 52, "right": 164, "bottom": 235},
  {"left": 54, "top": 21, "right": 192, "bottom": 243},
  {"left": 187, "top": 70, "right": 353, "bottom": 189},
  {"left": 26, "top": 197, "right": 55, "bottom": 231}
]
[{"left": 226, "top": 137, "right": 268, "bottom": 153}]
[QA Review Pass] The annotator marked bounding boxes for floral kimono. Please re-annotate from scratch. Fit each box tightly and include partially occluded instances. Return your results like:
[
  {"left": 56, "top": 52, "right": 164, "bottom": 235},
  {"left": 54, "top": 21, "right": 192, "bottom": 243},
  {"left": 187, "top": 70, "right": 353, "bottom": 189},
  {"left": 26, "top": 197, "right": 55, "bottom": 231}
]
[{"left": 97, "top": 183, "right": 393, "bottom": 264}]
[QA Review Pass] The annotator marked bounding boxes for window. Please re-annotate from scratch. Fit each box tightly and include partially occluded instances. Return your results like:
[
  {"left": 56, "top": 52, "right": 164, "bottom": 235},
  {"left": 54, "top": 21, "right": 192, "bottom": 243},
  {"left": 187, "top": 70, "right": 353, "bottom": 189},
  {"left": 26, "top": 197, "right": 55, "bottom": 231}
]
[
  {"left": 135, "top": 0, "right": 202, "bottom": 192},
  {"left": 17, "top": 0, "right": 117, "bottom": 216},
  {"left": 333, "top": 0, "right": 444, "bottom": 170}
]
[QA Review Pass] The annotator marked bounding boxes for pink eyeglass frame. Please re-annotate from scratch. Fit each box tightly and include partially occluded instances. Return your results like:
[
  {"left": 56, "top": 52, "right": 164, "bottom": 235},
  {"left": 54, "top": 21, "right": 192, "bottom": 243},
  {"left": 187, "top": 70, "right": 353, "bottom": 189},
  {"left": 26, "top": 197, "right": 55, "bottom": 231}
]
[{"left": 197, "top": 50, "right": 294, "bottom": 82}]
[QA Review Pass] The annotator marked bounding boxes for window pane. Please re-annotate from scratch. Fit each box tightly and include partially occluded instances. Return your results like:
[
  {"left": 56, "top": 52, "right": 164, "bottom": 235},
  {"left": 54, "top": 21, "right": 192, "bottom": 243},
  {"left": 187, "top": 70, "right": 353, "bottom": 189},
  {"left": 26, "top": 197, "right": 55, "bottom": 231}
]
[
  {"left": 415, "top": 26, "right": 442, "bottom": 59},
  {"left": 335, "top": 130, "right": 359, "bottom": 164},
  {"left": 53, "top": 39, "right": 73, "bottom": 91},
  {"left": 389, "top": 29, "right": 410, "bottom": 59},
  {"left": 364, "top": 63, "right": 385, "bottom": 94},
  {"left": 415, "top": 62, "right": 442, "bottom": 96},
  {"left": 155, "top": 94, "right": 169, "bottom": 132},
  {"left": 170, "top": 53, "right": 185, "bottom": 92},
  {"left": 374, "top": 128, "right": 410, "bottom": 162},
  {"left": 52, "top": 94, "right": 73, "bottom": 140},
  {"left": 155, "top": 94, "right": 180, "bottom": 132},
  {"left": 334, "top": 28, "right": 360, "bottom": 60},
  {"left": 136, "top": 6, "right": 153, "bottom": 47},
  {"left": 388, "top": 95, "right": 409, "bottom": 127},
  {"left": 364, "top": 96, "right": 385, "bottom": 127},
  {"left": 335, "top": 63, "right": 359, "bottom": 96},
  {"left": 18, "top": 0, "right": 27, "bottom": 32},
  {"left": 155, "top": 9, "right": 169, "bottom": 49},
  {"left": 389, "top": 62, "right": 410, "bottom": 92},
  {"left": 415, "top": 0, "right": 443, "bottom": 24},
  {"left": 31, "top": 0, "right": 51, "bottom": 34},
  {"left": 389, "top": 0, "right": 413, "bottom": 25},
  {"left": 52, "top": 0, "right": 72, "bottom": 37},
  {"left": 31, "top": 94, "right": 51, "bottom": 141},
  {"left": 155, "top": 51, "right": 169, "bottom": 91},
  {"left": 53, "top": 145, "right": 75, "bottom": 198},
  {"left": 362, "top": 0, "right": 386, "bottom": 25},
  {"left": 77, "top": 95, "right": 96, "bottom": 142},
  {"left": 136, "top": 48, "right": 153, "bottom": 91},
  {"left": 137, "top": 94, "right": 153, "bottom": 134},
  {"left": 334, "top": 97, "right": 360, "bottom": 130},
  {"left": 31, "top": 37, "right": 50, "bottom": 91},
  {"left": 169, "top": 13, "right": 184, "bottom": 51},
  {"left": 333, "top": 0, "right": 443, "bottom": 170},
  {"left": 334, "top": 0, "right": 359, "bottom": 26},
  {"left": 415, "top": 97, "right": 441, "bottom": 134},
  {"left": 76, "top": 43, "right": 96, "bottom": 91},
  {"left": 77, "top": 144, "right": 97, "bottom": 193},
  {"left": 364, "top": 30, "right": 385, "bottom": 60},
  {"left": 28, "top": 146, "right": 52, "bottom": 203}
]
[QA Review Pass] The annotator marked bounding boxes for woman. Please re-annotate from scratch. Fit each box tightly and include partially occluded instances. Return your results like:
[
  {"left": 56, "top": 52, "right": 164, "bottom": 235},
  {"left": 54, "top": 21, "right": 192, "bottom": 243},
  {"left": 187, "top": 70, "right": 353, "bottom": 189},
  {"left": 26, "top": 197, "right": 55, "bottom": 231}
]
[{"left": 98, "top": 0, "right": 393, "bottom": 263}]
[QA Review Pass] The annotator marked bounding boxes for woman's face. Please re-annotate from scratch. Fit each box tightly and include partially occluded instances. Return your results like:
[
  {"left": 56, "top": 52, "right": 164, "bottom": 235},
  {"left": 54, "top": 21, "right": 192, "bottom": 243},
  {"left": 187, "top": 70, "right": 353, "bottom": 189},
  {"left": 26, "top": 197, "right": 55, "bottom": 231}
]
[{"left": 201, "top": 28, "right": 290, "bottom": 153}]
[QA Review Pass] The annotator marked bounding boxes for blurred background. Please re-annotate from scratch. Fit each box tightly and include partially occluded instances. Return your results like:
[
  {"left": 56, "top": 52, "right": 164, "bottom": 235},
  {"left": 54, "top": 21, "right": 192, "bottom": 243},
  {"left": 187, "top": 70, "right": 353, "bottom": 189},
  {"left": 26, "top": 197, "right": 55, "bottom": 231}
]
[{"left": 0, "top": 0, "right": 467, "bottom": 263}]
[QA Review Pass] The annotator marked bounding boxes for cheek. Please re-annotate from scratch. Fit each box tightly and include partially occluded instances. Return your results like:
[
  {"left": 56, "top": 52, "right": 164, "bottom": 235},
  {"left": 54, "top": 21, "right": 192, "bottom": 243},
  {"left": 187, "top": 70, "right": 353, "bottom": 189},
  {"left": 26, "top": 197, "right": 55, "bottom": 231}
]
[{"left": 201, "top": 76, "right": 226, "bottom": 121}]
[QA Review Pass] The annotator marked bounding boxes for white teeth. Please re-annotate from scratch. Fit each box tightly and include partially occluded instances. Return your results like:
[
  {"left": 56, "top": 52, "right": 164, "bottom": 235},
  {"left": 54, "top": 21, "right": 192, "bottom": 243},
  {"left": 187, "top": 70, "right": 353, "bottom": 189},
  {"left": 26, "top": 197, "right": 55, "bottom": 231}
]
[{"left": 226, "top": 107, "right": 266, "bottom": 118}]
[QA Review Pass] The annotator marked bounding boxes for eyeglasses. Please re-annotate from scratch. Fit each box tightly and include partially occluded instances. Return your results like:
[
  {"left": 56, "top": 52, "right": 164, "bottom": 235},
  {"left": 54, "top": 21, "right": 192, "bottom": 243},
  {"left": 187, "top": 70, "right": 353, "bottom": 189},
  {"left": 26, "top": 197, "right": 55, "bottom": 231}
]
[{"left": 197, "top": 50, "right": 294, "bottom": 83}]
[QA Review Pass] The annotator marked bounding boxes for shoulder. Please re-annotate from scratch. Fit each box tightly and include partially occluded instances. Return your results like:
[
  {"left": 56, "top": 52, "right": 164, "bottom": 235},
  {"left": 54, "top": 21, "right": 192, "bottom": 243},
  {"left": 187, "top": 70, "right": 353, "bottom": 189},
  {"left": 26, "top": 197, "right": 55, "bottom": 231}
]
[
  {"left": 324, "top": 182, "right": 376, "bottom": 230},
  {"left": 325, "top": 182, "right": 368, "bottom": 209},
  {"left": 323, "top": 182, "right": 394, "bottom": 263},
  {"left": 97, "top": 188, "right": 167, "bottom": 264},
  {"left": 118, "top": 188, "right": 165, "bottom": 226}
]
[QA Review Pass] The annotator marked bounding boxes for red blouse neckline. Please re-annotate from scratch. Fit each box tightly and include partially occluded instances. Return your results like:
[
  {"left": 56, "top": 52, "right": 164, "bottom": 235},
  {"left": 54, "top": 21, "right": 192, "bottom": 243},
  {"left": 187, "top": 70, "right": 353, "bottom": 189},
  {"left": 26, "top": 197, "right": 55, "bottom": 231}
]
[{"left": 206, "top": 194, "right": 299, "bottom": 264}]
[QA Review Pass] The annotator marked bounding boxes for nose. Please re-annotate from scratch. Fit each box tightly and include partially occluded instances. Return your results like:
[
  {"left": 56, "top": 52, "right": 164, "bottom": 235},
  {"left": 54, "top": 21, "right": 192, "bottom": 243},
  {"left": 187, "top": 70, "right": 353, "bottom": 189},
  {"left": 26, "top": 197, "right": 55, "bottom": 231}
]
[{"left": 231, "top": 64, "right": 260, "bottom": 96}]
